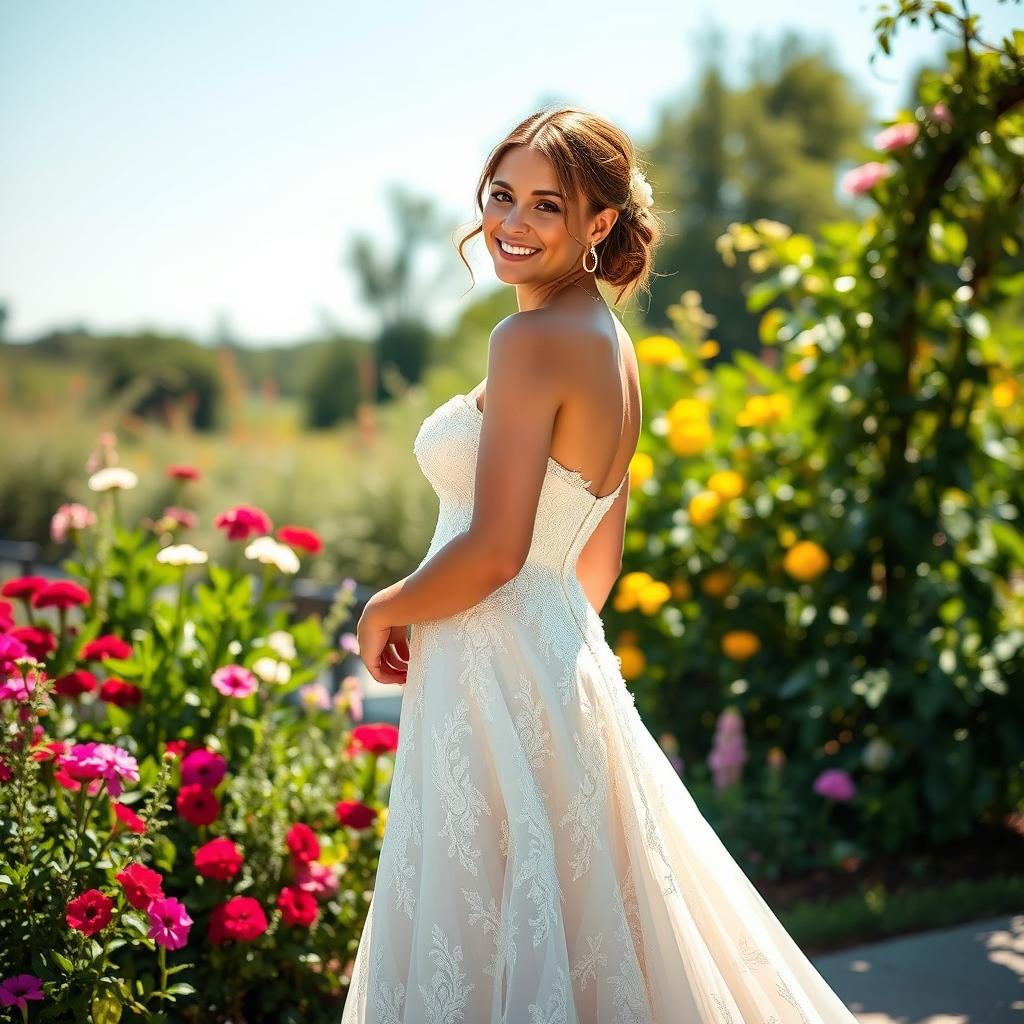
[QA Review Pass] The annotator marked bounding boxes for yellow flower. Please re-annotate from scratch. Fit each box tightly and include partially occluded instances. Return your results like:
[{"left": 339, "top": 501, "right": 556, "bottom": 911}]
[
  {"left": 667, "top": 398, "right": 710, "bottom": 425},
  {"left": 688, "top": 489, "right": 722, "bottom": 526},
  {"left": 786, "top": 362, "right": 806, "bottom": 382},
  {"left": 992, "top": 379, "right": 1019, "bottom": 409},
  {"left": 778, "top": 527, "right": 797, "bottom": 548},
  {"left": 707, "top": 470, "right": 745, "bottom": 500},
  {"left": 697, "top": 339, "right": 720, "bottom": 359},
  {"left": 701, "top": 568, "right": 735, "bottom": 597},
  {"left": 375, "top": 807, "right": 388, "bottom": 839},
  {"left": 629, "top": 451, "right": 654, "bottom": 487},
  {"left": 783, "top": 539, "right": 830, "bottom": 582},
  {"left": 637, "top": 335, "right": 684, "bottom": 366},
  {"left": 636, "top": 580, "right": 672, "bottom": 615},
  {"left": 736, "top": 393, "right": 791, "bottom": 428},
  {"left": 616, "top": 644, "right": 646, "bottom": 680},
  {"left": 667, "top": 419, "right": 713, "bottom": 457},
  {"left": 670, "top": 579, "right": 692, "bottom": 601},
  {"left": 613, "top": 571, "right": 653, "bottom": 612},
  {"left": 721, "top": 630, "right": 761, "bottom": 660}
]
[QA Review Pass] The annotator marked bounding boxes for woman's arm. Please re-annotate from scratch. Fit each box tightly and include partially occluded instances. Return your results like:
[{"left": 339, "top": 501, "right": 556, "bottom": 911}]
[{"left": 574, "top": 478, "right": 629, "bottom": 615}]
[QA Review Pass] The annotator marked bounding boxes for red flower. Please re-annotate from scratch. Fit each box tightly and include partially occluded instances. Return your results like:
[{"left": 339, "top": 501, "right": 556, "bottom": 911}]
[
  {"left": 213, "top": 505, "right": 272, "bottom": 541},
  {"left": 81, "top": 634, "right": 133, "bottom": 661},
  {"left": 113, "top": 801, "right": 147, "bottom": 833},
  {"left": 351, "top": 723, "right": 399, "bottom": 756},
  {"left": 176, "top": 784, "right": 220, "bottom": 826},
  {"left": 194, "top": 836, "right": 244, "bottom": 881},
  {"left": 99, "top": 678, "right": 143, "bottom": 708},
  {"left": 0, "top": 599, "right": 13, "bottom": 631},
  {"left": 54, "top": 670, "right": 97, "bottom": 698},
  {"left": 66, "top": 889, "right": 114, "bottom": 936},
  {"left": 1, "top": 576, "right": 49, "bottom": 600},
  {"left": 335, "top": 800, "right": 377, "bottom": 830},
  {"left": 164, "top": 738, "right": 199, "bottom": 759},
  {"left": 276, "top": 526, "right": 323, "bottom": 555},
  {"left": 208, "top": 896, "right": 268, "bottom": 944},
  {"left": 32, "top": 739, "right": 67, "bottom": 763},
  {"left": 276, "top": 885, "right": 319, "bottom": 928},
  {"left": 9, "top": 626, "right": 57, "bottom": 661},
  {"left": 31, "top": 580, "right": 91, "bottom": 611},
  {"left": 285, "top": 822, "right": 320, "bottom": 865},
  {"left": 55, "top": 766, "right": 102, "bottom": 794},
  {"left": 115, "top": 863, "right": 165, "bottom": 910},
  {"left": 166, "top": 464, "right": 201, "bottom": 481}
]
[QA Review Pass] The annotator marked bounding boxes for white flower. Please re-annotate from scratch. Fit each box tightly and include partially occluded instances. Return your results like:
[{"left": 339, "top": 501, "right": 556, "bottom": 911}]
[
  {"left": 251, "top": 656, "right": 291, "bottom": 685},
  {"left": 88, "top": 466, "right": 139, "bottom": 492},
  {"left": 630, "top": 168, "right": 654, "bottom": 209},
  {"left": 156, "top": 543, "right": 209, "bottom": 566},
  {"left": 266, "top": 630, "right": 297, "bottom": 660},
  {"left": 244, "top": 536, "right": 300, "bottom": 575}
]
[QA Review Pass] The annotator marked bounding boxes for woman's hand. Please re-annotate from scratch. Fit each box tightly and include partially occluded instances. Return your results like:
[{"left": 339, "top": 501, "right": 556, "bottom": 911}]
[{"left": 356, "top": 600, "right": 409, "bottom": 685}]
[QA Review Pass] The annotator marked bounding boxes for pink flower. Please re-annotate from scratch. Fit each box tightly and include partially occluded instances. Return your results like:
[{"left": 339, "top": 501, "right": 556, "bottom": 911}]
[
  {"left": 707, "top": 707, "right": 747, "bottom": 792},
  {"left": 339, "top": 632, "right": 359, "bottom": 654},
  {"left": 208, "top": 896, "right": 268, "bottom": 944},
  {"left": 166, "top": 464, "right": 201, "bottom": 482},
  {"left": 30, "top": 580, "right": 91, "bottom": 611},
  {"left": 180, "top": 748, "right": 227, "bottom": 788},
  {"left": 147, "top": 896, "right": 194, "bottom": 950},
  {"left": 161, "top": 505, "right": 199, "bottom": 529},
  {"left": 813, "top": 767, "right": 857, "bottom": 803},
  {"left": 0, "top": 668, "right": 42, "bottom": 703},
  {"left": 0, "top": 634, "right": 29, "bottom": 669},
  {"left": 214, "top": 505, "right": 272, "bottom": 541},
  {"left": 59, "top": 741, "right": 140, "bottom": 798},
  {"left": 1, "top": 576, "right": 49, "bottom": 601},
  {"left": 294, "top": 860, "right": 339, "bottom": 900},
  {"left": 50, "top": 502, "right": 97, "bottom": 543},
  {"left": 339, "top": 675, "right": 363, "bottom": 722},
  {"left": 113, "top": 801, "right": 147, "bottom": 833},
  {"left": 276, "top": 885, "right": 319, "bottom": 928},
  {"left": 0, "top": 974, "right": 45, "bottom": 1009},
  {"left": 8, "top": 626, "right": 56, "bottom": 661},
  {"left": 930, "top": 102, "right": 953, "bottom": 125},
  {"left": 211, "top": 664, "right": 259, "bottom": 699},
  {"left": 873, "top": 121, "right": 919, "bottom": 151},
  {"left": 176, "top": 783, "right": 220, "bottom": 826},
  {"left": 0, "top": 600, "right": 12, "bottom": 632},
  {"left": 840, "top": 161, "right": 892, "bottom": 196}
]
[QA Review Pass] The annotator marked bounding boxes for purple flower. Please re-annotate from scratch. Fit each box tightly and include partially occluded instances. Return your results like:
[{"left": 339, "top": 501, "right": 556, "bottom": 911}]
[
  {"left": 707, "top": 707, "right": 747, "bottom": 792},
  {"left": 0, "top": 973, "right": 45, "bottom": 1008},
  {"left": 813, "top": 767, "right": 857, "bottom": 803}
]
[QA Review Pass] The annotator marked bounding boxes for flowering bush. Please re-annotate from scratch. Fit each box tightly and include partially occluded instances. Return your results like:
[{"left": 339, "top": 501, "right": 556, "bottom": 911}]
[
  {"left": 609, "top": 5, "right": 1024, "bottom": 877},
  {"left": 0, "top": 451, "right": 399, "bottom": 1021}
]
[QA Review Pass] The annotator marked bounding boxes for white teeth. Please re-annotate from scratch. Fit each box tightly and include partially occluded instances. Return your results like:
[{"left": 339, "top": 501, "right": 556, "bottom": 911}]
[{"left": 499, "top": 239, "right": 538, "bottom": 256}]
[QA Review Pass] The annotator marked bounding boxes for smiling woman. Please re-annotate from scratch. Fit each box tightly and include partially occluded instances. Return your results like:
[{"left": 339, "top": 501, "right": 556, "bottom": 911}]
[{"left": 343, "top": 105, "right": 862, "bottom": 1024}]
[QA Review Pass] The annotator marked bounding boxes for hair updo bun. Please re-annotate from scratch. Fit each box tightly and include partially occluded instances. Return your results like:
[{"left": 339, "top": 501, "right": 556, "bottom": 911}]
[{"left": 457, "top": 104, "right": 667, "bottom": 308}]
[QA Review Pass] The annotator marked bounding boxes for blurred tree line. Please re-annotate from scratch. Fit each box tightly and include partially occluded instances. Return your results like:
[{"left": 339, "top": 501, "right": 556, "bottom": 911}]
[{"left": 2, "top": 28, "right": 877, "bottom": 430}]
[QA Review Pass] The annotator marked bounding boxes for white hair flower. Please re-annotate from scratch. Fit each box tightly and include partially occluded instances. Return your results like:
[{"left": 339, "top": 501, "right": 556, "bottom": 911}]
[
  {"left": 156, "top": 543, "right": 209, "bottom": 566},
  {"left": 629, "top": 168, "right": 654, "bottom": 210},
  {"left": 244, "top": 536, "right": 300, "bottom": 575},
  {"left": 265, "top": 630, "right": 297, "bottom": 660},
  {"left": 88, "top": 466, "right": 139, "bottom": 492}
]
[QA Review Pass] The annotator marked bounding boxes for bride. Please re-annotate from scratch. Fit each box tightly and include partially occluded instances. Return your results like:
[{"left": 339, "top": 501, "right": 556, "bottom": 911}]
[{"left": 345, "top": 105, "right": 860, "bottom": 1023}]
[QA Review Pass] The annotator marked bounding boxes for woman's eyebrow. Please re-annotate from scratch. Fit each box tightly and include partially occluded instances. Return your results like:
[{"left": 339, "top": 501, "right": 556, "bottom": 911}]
[{"left": 492, "top": 178, "right": 563, "bottom": 199}]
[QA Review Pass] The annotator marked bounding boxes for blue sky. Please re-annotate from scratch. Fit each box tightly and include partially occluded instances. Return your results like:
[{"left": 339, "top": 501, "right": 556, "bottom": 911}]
[{"left": 1, "top": 1, "right": 1018, "bottom": 346}]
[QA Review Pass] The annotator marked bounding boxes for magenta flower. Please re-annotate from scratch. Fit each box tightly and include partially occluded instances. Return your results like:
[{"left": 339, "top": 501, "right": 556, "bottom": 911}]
[
  {"left": 813, "top": 767, "right": 857, "bottom": 803},
  {"left": 294, "top": 860, "right": 339, "bottom": 900},
  {"left": 0, "top": 634, "right": 29, "bottom": 667},
  {"left": 211, "top": 663, "right": 259, "bottom": 699},
  {"left": 0, "top": 973, "right": 45, "bottom": 1008},
  {"left": 840, "top": 161, "right": 893, "bottom": 196},
  {"left": 873, "top": 121, "right": 919, "bottom": 151},
  {"left": 147, "top": 896, "right": 194, "bottom": 950},
  {"left": 180, "top": 748, "right": 227, "bottom": 788},
  {"left": 0, "top": 664, "right": 40, "bottom": 703}
]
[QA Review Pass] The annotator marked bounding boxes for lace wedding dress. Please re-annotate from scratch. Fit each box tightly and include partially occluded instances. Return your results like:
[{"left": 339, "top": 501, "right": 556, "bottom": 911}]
[{"left": 341, "top": 391, "right": 860, "bottom": 1024}]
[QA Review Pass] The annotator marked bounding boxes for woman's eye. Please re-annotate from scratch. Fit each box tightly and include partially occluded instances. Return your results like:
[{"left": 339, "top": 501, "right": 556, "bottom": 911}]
[{"left": 490, "top": 191, "right": 559, "bottom": 213}]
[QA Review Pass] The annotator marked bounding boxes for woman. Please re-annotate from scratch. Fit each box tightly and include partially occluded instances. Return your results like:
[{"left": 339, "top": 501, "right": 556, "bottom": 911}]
[{"left": 344, "top": 106, "right": 860, "bottom": 1023}]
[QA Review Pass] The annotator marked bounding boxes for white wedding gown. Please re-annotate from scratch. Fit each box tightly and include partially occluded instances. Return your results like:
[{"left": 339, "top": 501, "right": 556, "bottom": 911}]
[{"left": 341, "top": 391, "right": 860, "bottom": 1024}]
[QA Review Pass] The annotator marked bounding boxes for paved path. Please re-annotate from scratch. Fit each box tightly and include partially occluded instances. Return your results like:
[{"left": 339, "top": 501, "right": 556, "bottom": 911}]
[{"left": 812, "top": 913, "right": 1024, "bottom": 1023}]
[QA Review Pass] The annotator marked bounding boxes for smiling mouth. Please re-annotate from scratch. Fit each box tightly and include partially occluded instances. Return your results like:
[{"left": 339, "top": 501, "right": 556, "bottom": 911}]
[{"left": 497, "top": 238, "right": 541, "bottom": 258}]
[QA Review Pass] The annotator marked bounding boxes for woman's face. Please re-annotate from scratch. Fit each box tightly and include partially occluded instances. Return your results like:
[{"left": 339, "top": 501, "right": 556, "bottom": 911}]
[{"left": 483, "top": 145, "right": 611, "bottom": 295}]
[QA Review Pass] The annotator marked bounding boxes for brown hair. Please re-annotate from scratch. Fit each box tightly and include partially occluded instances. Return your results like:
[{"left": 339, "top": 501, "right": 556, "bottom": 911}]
[{"left": 455, "top": 104, "right": 667, "bottom": 309}]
